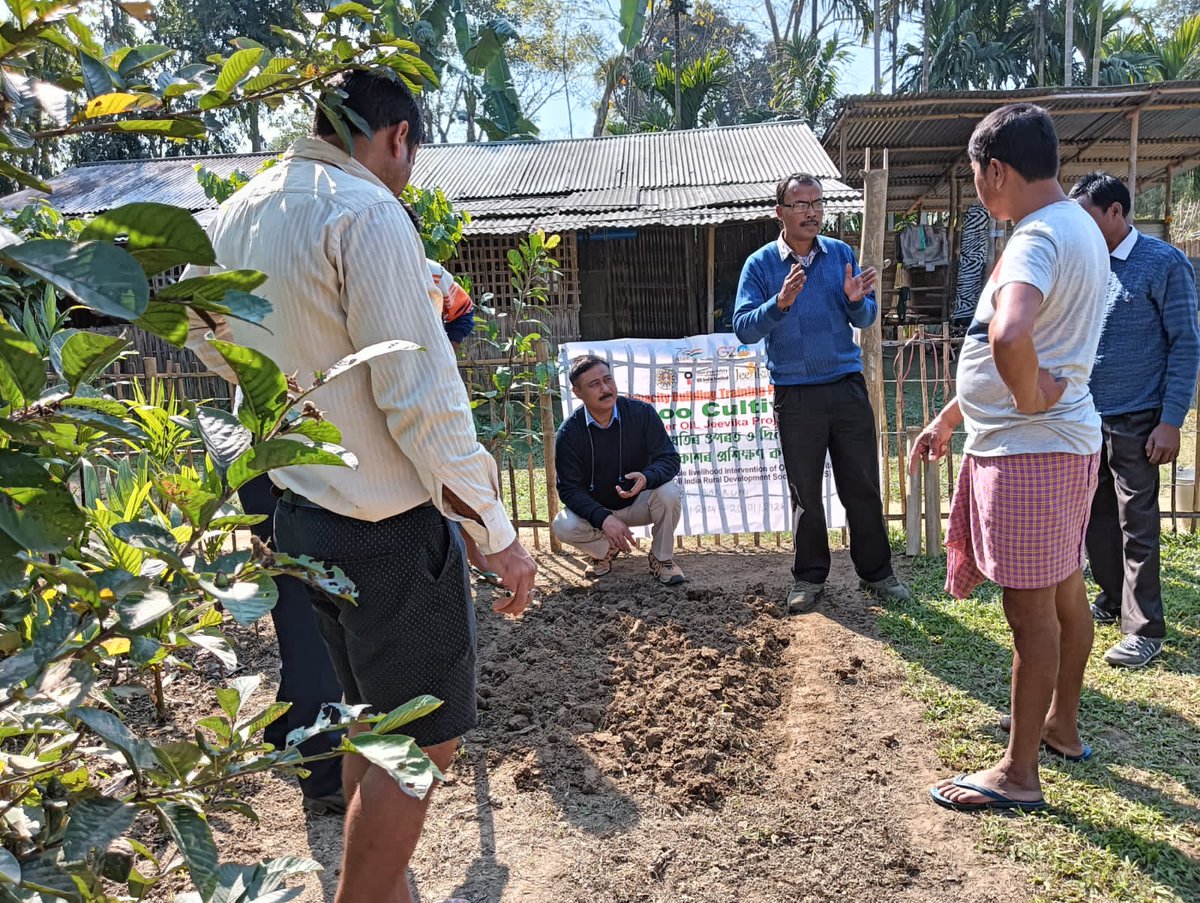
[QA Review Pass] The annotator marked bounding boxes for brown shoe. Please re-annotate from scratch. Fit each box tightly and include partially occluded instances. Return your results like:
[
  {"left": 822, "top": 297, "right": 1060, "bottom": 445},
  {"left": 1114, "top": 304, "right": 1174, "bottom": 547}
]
[
  {"left": 649, "top": 555, "right": 685, "bottom": 585},
  {"left": 586, "top": 547, "right": 617, "bottom": 578}
]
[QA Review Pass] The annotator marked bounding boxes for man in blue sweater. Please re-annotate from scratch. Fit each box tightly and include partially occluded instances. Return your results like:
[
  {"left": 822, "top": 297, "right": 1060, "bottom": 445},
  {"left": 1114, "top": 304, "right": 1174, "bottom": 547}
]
[
  {"left": 1071, "top": 172, "right": 1200, "bottom": 668},
  {"left": 735, "top": 173, "right": 911, "bottom": 613},
  {"left": 553, "top": 356, "right": 685, "bottom": 585}
]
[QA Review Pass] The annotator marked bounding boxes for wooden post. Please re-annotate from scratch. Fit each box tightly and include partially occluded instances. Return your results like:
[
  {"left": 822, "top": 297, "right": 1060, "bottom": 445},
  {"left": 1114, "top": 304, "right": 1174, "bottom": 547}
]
[
  {"left": 706, "top": 224, "right": 716, "bottom": 333},
  {"left": 1192, "top": 383, "right": 1200, "bottom": 534},
  {"left": 1164, "top": 164, "right": 1175, "bottom": 244},
  {"left": 858, "top": 151, "right": 890, "bottom": 495},
  {"left": 905, "top": 427, "right": 922, "bottom": 556},
  {"left": 1128, "top": 109, "right": 1140, "bottom": 210},
  {"left": 535, "top": 340, "right": 561, "bottom": 552},
  {"left": 924, "top": 456, "right": 942, "bottom": 557}
]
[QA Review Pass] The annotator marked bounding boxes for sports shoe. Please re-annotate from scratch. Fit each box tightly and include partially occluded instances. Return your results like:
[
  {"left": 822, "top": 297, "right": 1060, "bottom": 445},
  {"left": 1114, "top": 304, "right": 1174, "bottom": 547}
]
[
  {"left": 586, "top": 547, "right": 617, "bottom": 578},
  {"left": 1103, "top": 635, "right": 1163, "bottom": 669},
  {"left": 786, "top": 581, "right": 825, "bottom": 614},
  {"left": 302, "top": 790, "right": 346, "bottom": 817},
  {"left": 859, "top": 575, "right": 913, "bottom": 603},
  {"left": 1090, "top": 603, "right": 1118, "bottom": 625},
  {"left": 649, "top": 555, "right": 685, "bottom": 585}
]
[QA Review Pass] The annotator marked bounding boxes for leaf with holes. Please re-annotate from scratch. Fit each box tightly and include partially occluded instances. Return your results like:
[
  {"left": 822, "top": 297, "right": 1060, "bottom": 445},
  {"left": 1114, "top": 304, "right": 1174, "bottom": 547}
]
[
  {"left": 0, "top": 239, "right": 148, "bottom": 320},
  {"left": 80, "top": 203, "right": 216, "bottom": 276},
  {"left": 83, "top": 91, "right": 160, "bottom": 118},
  {"left": 344, "top": 732, "right": 441, "bottom": 800},
  {"left": 270, "top": 553, "right": 357, "bottom": 603}
]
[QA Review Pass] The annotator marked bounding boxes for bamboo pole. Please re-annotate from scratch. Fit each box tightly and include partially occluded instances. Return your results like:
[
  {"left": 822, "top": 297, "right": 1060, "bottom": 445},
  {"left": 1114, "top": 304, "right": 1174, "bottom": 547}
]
[
  {"left": 924, "top": 456, "right": 942, "bottom": 557},
  {"left": 535, "top": 340, "right": 561, "bottom": 552},
  {"left": 905, "top": 427, "right": 922, "bottom": 556}
]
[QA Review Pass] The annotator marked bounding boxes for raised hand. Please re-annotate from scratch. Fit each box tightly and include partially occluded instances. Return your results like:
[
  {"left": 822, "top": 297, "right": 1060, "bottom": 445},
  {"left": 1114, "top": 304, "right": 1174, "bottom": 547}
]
[{"left": 844, "top": 263, "right": 877, "bottom": 302}]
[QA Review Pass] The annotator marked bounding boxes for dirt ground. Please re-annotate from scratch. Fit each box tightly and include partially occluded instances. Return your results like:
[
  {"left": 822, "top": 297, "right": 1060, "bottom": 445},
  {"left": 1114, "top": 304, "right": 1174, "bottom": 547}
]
[{"left": 187, "top": 546, "right": 1032, "bottom": 903}]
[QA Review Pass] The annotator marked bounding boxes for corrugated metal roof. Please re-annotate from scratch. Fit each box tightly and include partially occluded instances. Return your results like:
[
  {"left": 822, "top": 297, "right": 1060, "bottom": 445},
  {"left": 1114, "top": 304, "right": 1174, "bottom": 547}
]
[
  {"left": 3, "top": 121, "right": 858, "bottom": 232},
  {"left": 822, "top": 81, "right": 1200, "bottom": 210}
]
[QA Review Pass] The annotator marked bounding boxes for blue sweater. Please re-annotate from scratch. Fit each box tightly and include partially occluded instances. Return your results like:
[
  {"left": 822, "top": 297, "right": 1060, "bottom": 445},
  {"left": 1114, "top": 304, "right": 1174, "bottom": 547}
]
[
  {"left": 1089, "top": 232, "right": 1200, "bottom": 427},
  {"left": 733, "top": 235, "right": 877, "bottom": 385}
]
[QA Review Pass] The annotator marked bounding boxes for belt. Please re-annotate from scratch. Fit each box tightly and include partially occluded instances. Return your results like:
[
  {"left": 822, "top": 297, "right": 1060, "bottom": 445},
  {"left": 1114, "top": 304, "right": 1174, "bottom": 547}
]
[{"left": 278, "top": 488, "right": 436, "bottom": 516}]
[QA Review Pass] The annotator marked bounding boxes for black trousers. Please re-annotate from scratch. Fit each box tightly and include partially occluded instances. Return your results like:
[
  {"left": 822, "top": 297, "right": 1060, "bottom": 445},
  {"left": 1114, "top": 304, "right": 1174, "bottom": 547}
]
[
  {"left": 238, "top": 475, "right": 344, "bottom": 799},
  {"left": 1085, "top": 409, "right": 1166, "bottom": 639},
  {"left": 775, "top": 372, "right": 894, "bottom": 585}
]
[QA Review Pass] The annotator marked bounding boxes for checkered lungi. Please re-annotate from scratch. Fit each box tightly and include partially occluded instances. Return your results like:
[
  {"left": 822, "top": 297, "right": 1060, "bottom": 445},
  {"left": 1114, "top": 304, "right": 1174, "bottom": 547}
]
[{"left": 945, "top": 451, "right": 1100, "bottom": 599}]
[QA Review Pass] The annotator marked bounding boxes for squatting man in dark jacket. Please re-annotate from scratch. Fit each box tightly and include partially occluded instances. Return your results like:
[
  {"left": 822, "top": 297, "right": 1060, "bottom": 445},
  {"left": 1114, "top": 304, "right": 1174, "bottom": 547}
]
[{"left": 553, "top": 355, "right": 686, "bottom": 585}]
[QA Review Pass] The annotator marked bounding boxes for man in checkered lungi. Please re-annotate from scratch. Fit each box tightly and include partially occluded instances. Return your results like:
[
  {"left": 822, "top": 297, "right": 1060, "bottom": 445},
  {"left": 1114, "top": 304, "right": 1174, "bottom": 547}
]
[{"left": 911, "top": 104, "right": 1110, "bottom": 813}]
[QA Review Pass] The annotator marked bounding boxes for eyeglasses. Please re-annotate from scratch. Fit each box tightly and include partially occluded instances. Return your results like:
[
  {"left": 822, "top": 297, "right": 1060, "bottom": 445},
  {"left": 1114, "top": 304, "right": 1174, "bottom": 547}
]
[{"left": 780, "top": 200, "right": 825, "bottom": 213}]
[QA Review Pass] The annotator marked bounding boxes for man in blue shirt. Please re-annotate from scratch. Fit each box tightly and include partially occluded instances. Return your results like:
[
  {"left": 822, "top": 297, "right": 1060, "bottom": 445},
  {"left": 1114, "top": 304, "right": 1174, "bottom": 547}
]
[
  {"left": 734, "top": 173, "right": 911, "bottom": 613},
  {"left": 1071, "top": 171, "right": 1200, "bottom": 668}
]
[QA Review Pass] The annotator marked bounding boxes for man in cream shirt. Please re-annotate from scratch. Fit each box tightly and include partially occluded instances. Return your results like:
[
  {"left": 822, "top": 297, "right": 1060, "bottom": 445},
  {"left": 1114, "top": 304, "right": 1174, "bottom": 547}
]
[{"left": 187, "top": 71, "right": 535, "bottom": 903}]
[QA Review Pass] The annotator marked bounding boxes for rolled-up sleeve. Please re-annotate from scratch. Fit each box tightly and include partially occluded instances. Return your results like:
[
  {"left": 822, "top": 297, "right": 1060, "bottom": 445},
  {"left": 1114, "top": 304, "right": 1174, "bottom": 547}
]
[{"left": 336, "top": 203, "right": 516, "bottom": 554}]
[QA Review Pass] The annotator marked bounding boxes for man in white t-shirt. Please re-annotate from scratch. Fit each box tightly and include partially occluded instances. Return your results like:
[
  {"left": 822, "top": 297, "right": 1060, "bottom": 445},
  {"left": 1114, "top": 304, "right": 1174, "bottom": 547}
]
[{"left": 911, "top": 103, "right": 1110, "bottom": 813}]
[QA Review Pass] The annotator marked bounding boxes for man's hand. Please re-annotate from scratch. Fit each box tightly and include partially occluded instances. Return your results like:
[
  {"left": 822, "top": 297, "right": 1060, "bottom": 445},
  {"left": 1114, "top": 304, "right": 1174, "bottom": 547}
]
[
  {"left": 483, "top": 537, "right": 537, "bottom": 617},
  {"left": 776, "top": 263, "right": 807, "bottom": 310},
  {"left": 1146, "top": 422, "right": 1181, "bottom": 465},
  {"left": 601, "top": 514, "right": 635, "bottom": 553},
  {"left": 1015, "top": 367, "right": 1067, "bottom": 414},
  {"left": 908, "top": 416, "right": 955, "bottom": 474},
  {"left": 615, "top": 471, "right": 647, "bottom": 500},
  {"left": 844, "top": 263, "right": 877, "bottom": 303}
]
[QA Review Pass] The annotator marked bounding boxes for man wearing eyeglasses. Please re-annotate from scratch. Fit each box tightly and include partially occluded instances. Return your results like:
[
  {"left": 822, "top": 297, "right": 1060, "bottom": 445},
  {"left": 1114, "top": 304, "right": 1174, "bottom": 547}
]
[{"left": 734, "top": 173, "right": 912, "bottom": 614}]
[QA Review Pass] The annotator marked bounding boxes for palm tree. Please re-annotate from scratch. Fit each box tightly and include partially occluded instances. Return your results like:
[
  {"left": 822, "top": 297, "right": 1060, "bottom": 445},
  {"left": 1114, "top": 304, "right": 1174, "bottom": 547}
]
[
  {"left": 897, "top": 0, "right": 1028, "bottom": 91},
  {"left": 1143, "top": 12, "right": 1200, "bottom": 80},
  {"left": 770, "top": 31, "right": 851, "bottom": 127}
]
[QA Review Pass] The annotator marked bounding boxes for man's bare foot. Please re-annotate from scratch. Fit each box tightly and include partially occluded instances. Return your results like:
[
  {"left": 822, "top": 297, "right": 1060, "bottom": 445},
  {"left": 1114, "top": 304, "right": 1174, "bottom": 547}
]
[
  {"left": 998, "top": 714, "right": 1087, "bottom": 759},
  {"left": 931, "top": 765, "right": 1043, "bottom": 808}
]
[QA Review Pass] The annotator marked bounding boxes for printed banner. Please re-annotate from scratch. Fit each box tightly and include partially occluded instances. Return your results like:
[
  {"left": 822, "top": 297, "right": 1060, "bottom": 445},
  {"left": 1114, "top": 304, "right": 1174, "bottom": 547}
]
[{"left": 558, "top": 334, "right": 844, "bottom": 536}]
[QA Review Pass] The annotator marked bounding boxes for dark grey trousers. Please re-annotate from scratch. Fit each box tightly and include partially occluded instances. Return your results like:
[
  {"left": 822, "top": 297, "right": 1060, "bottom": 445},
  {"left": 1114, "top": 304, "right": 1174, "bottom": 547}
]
[
  {"left": 1085, "top": 408, "right": 1166, "bottom": 639},
  {"left": 775, "top": 372, "right": 894, "bottom": 585}
]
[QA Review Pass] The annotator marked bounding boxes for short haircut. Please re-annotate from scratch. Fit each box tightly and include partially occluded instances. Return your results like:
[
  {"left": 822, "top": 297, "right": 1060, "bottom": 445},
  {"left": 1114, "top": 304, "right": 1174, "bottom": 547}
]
[
  {"left": 968, "top": 103, "right": 1059, "bottom": 182},
  {"left": 569, "top": 355, "right": 609, "bottom": 387},
  {"left": 313, "top": 70, "right": 424, "bottom": 149},
  {"left": 776, "top": 173, "right": 823, "bottom": 206},
  {"left": 1068, "top": 171, "right": 1131, "bottom": 217}
]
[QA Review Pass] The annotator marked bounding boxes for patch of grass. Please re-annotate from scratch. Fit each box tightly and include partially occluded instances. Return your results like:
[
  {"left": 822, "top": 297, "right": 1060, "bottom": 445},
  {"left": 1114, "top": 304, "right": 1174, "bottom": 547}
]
[{"left": 879, "top": 531, "right": 1200, "bottom": 903}]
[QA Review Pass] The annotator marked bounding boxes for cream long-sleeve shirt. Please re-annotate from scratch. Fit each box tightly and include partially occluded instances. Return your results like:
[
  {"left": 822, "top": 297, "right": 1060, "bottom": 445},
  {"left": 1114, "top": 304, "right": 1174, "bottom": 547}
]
[{"left": 184, "top": 137, "right": 516, "bottom": 555}]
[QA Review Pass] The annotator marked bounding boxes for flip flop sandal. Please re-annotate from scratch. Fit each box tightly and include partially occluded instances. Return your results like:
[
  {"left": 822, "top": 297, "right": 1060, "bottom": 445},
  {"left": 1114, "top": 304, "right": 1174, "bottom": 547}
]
[
  {"left": 930, "top": 775, "right": 1047, "bottom": 813},
  {"left": 998, "top": 715, "right": 1094, "bottom": 762}
]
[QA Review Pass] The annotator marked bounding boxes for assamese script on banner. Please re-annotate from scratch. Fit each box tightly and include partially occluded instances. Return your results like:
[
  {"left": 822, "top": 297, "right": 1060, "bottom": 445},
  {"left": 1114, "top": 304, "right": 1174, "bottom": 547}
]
[{"left": 558, "top": 334, "right": 845, "bottom": 536}]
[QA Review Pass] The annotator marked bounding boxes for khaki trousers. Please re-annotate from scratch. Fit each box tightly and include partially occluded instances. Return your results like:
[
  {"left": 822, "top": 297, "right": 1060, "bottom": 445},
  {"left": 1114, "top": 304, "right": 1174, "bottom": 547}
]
[{"left": 552, "top": 482, "right": 682, "bottom": 561}]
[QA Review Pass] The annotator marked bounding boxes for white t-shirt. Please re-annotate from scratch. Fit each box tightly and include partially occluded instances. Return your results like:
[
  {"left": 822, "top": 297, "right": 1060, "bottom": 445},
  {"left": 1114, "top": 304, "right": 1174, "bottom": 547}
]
[{"left": 956, "top": 199, "right": 1110, "bottom": 456}]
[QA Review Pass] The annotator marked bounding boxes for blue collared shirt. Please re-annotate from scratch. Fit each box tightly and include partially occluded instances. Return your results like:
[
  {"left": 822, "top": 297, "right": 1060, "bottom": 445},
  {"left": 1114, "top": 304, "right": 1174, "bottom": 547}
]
[{"left": 584, "top": 403, "right": 620, "bottom": 429}]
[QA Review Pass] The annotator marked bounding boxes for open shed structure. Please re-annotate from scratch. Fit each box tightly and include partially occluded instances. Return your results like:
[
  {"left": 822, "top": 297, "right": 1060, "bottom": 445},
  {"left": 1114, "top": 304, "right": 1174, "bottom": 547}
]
[
  {"left": 2, "top": 121, "right": 858, "bottom": 345},
  {"left": 823, "top": 81, "right": 1200, "bottom": 323}
]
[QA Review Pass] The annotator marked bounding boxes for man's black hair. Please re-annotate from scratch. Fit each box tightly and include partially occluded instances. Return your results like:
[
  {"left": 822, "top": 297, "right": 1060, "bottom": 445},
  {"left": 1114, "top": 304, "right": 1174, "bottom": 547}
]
[
  {"left": 968, "top": 103, "right": 1059, "bottom": 182},
  {"left": 776, "top": 173, "right": 823, "bottom": 206},
  {"left": 1068, "top": 171, "right": 1131, "bottom": 218},
  {"left": 569, "top": 355, "right": 610, "bottom": 387},
  {"left": 313, "top": 70, "right": 424, "bottom": 149}
]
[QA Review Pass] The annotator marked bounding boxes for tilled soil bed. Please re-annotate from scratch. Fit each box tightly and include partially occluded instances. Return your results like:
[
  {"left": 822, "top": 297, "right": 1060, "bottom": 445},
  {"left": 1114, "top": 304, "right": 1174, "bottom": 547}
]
[{"left": 159, "top": 546, "right": 1029, "bottom": 902}]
